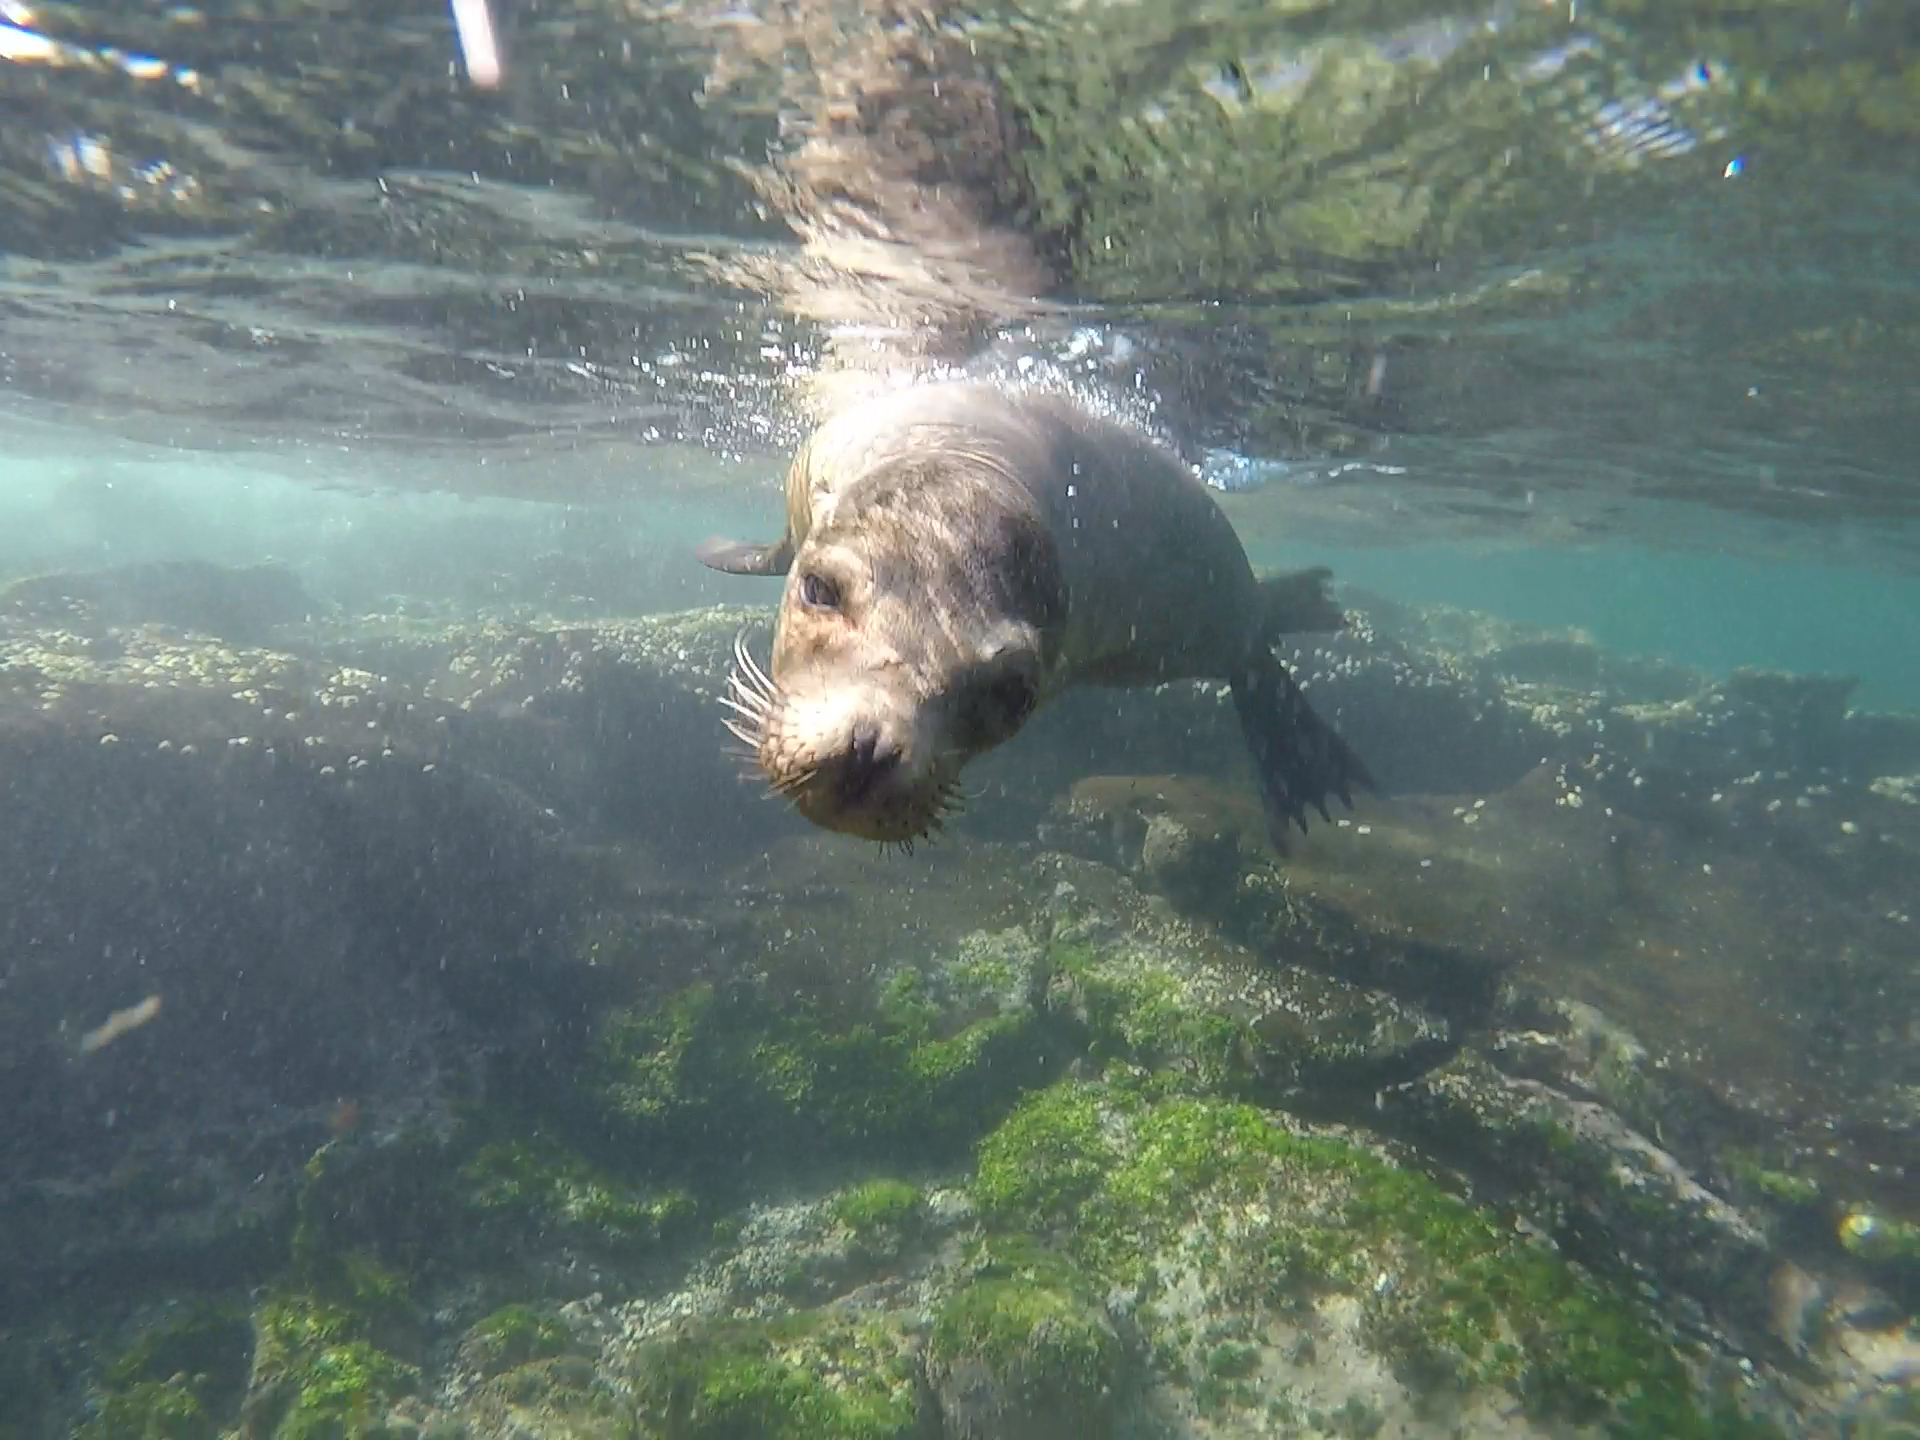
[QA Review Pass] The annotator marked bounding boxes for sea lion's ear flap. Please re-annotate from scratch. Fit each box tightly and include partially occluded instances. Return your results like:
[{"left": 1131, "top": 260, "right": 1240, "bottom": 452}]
[{"left": 695, "top": 535, "right": 794, "bottom": 576}]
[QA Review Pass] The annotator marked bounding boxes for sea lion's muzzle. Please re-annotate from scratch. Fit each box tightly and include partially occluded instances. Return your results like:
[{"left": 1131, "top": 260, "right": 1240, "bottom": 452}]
[
  {"left": 838, "top": 720, "right": 903, "bottom": 804},
  {"left": 721, "top": 630, "right": 959, "bottom": 845}
]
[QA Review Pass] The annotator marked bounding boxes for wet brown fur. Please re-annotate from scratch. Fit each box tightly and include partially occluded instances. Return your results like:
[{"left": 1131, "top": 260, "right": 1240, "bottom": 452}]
[{"left": 700, "top": 382, "right": 1369, "bottom": 845}]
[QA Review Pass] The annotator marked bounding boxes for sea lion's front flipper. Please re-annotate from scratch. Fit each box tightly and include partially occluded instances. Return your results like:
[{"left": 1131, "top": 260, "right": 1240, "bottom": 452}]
[
  {"left": 1258, "top": 566, "right": 1345, "bottom": 636},
  {"left": 695, "top": 535, "right": 794, "bottom": 576},
  {"left": 1230, "top": 645, "right": 1374, "bottom": 849}
]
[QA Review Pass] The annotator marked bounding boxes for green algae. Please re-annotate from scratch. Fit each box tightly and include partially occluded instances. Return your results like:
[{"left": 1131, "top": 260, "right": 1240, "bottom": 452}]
[
  {"left": 633, "top": 1311, "right": 919, "bottom": 1440},
  {"left": 78, "top": 1303, "right": 254, "bottom": 1440},
  {"left": 77, "top": 1378, "right": 213, "bottom": 1440},
  {"left": 242, "top": 1294, "right": 419, "bottom": 1439},
  {"left": 831, "top": 1178, "right": 924, "bottom": 1263},
  {"left": 972, "top": 1078, "right": 1116, "bottom": 1223},
  {"left": 465, "top": 1304, "right": 575, "bottom": 1376},
  {"left": 972, "top": 1079, "right": 1753, "bottom": 1432},
  {"left": 1194, "top": 1333, "right": 1264, "bottom": 1417},
  {"left": 832, "top": 1178, "right": 921, "bottom": 1233},
  {"left": 1050, "top": 941, "right": 1251, "bottom": 1093},
  {"left": 1723, "top": 1148, "right": 1823, "bottom": 1208},
  {"left": 459, "top": 1135, "right": 695, "bottom": 1256},
  {"left": 468, "top": 1353, "right": 633, "bottom": 1438},
  {"left": 926, "top": 1258, "right": 1122, "bottom": 1439},
  {"left": 585, "top": 963, "right": 1055, "bottom": 1168}
]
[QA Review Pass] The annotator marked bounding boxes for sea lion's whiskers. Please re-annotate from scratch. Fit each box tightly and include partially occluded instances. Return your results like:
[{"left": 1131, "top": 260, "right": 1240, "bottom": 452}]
[
  {"left": 719, "top": 691, "right": 768, "bottom": 730},
  {"left": 768, "top": 766, "right": 818, "bottom": 798},
  {"left": 721, "top": 715, "right": 762, "bottom": 749},
  {"left": 732, "top": 630, "right": 777, "bottom": 701},
  {"left": 722, "top": 666, "right": 772, "bottom": 715}
]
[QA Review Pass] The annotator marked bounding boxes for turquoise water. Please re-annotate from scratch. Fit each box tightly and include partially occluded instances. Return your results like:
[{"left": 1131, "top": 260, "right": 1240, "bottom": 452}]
[
  {"left": 4, "top": 2, "right": 1919, "bottom": 1436},
  {"left": 1270, "top": 538, "right": 1920, "bottom": 709}
]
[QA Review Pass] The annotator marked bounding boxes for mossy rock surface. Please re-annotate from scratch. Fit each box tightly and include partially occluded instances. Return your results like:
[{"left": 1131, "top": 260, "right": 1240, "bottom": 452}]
[
  {"left": 238, "top": 1293, "right": 419, "bottom": 1440},
  {"left": 830, "top": 1178, "right": 926, "bottom": 1264},
  {"left": 1049, "top": 928, "right": 1449, "bottom": 1103},
  {"left": 75, "top": 1302, "right": 255, "bottom": 1440},
  {"left": 582, "top": 925, "right": 1060, "bottom": 1170},
  {"left": 458, "top": 1351, "right": 635, "bottom": 1439},
  {"left": 461, "top": 1304, "right": 581, "bottom": 1378},
  {"left": 926, "top": 1251, "right": 1126, "bottom": 1440},
  {"left": 1377, "top": 1049, "right": 1774, "bottom": 1328},
  {"left": 631, "top": 1310, "right": 922, "bottom": 1440},
  {"left": 459, "top": 1135, "right": 697, "bottom": 1259},
  {"left": 970, "top": 1077, "right": 1754, "bottom": 1434}
]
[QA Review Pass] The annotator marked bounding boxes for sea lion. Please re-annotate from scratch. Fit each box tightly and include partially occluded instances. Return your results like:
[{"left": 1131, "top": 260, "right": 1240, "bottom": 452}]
[{"left": 697, "top": 382, "right": 1371, "bottom": 846}]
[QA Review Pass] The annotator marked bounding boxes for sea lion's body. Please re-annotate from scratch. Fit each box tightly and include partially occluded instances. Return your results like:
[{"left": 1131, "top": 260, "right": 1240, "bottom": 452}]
[{"left": 701, "top": 382, "right": 1368, "bottom": 845}]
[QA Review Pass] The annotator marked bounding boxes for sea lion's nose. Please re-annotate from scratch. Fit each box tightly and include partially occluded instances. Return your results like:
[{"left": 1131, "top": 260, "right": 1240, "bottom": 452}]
[{"left": 842, "top": 719, "right": 901, "bottom": 800}]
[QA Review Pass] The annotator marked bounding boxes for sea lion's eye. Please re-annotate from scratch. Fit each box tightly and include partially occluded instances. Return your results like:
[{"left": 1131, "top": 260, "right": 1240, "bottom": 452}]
[{"left": 799, "top": 572, "right": 841, "bottom": 610}]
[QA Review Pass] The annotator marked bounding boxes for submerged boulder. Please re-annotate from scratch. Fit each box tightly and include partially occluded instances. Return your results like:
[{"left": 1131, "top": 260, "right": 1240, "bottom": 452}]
[{"left": 2, "top": 575, "right": 1913, "bottom": 1438}]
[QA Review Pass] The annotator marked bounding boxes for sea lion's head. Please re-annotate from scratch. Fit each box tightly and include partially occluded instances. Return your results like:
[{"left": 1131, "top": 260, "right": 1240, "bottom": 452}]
[{"left": 725, "top": 455, "right": 1063, "bottom": 845}]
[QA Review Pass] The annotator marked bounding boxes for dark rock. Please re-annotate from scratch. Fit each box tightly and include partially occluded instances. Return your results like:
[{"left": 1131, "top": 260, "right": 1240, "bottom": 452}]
[
  {"left": 1376, "top": 1050, "right": 1778, "bottom": 1335},
  {"left": 2, "top": 560, "right": 318, "bottom": 645}
]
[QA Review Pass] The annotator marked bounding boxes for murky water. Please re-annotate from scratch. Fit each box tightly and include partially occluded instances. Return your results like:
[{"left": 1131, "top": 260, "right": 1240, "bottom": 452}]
[{"left": 2, "top": 3, "right": 1916, "bottom": 1437}]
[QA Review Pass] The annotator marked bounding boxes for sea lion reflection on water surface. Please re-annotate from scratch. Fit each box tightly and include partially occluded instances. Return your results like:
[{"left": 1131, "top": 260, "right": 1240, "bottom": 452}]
[{"left": 697, "top": 383, "right": 1372, "bottom": 848}]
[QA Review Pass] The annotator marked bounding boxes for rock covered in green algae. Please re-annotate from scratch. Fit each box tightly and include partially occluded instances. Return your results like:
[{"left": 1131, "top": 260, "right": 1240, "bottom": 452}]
[
  {"left": 8, "top": 577, "right": 1911, "bottom": 1439},
  {"left": 75, "top": 1302, "right": 255, "bottom": 1440},
  {"left": 1375, "top": 1050, "right": 1777, "bottom": 1333},
  {"left": 237, "top": 1293, "right": 420, "bottom": 1439},
  {"left": 459, "top": 1136, "right": 697, "bottom": 1266},
  {"left": 1037, "top": 852, "right": 1452, "bottom": 1102},
  {"left": 926, "top": 1248, "right": 1128, "bottom": 1440},
  {"left": 969, "top": 1077, "right": 1766, "bottom": 1435},
  {"left": 460, "top": 1304, "right": 580, "bottom": 1378},
  {"left": 630, "top": 1310, "right": 922, "bottom": 1439},
  {"left": 831, "top": 1179, "right": 928, "bottom": 1265},
  {"left": 446, "top": 1304, "right": 630, "bottom": 1440},
  {"left": 0, "top": 622, "right": 613, "bottom": 1328},
  {"left": 580, "top": 922, "right": 1061, "bottom": 1173}
]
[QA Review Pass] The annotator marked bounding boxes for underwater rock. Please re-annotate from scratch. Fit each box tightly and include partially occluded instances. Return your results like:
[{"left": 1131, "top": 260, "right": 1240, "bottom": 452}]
[
  {"left": 1139, "top": 812, "right": 1244, "bottom": 915},
  {"left": 236, "top": 1290, "right": 421, "bottom": 1440},
  {"left": 1045, "top": 773, "right": 1264, "bottom": 913},
  {"left": 1376, "top": 1050, "right": 1777, "bottom": 1334},
  {"left": 3, "top": 585, "right": 1914, "bottom": 1439},
  {"left": 1482, "top": 994, "right": 1693, "bottom": 1153},
  {"left": 1, "top": 559, "right": 318, "bottom": 646},
  {"left": 577, "top": 912, "right": 1064, "bottom": 1179},
  {"left": 442, "top": 1303, "right": 630, "bottom": 1440},
  {"left": 926, "top": 1261, "right": 1128, "bottom": 1440},
  {"left": 969, "top": 1078, "right": 1783, "bottom": 1435},
  {"left": 299, "top": 602, "right": 806, "bottom": 865},
  {"left": 71, "top": 1301, "right": 254, "bottom": 1440},
  {"left": 0, "top": 614, "right": 627, "bottom": 1327},
  {"left": 628, "top": 1308, "right": 924, "bottom": 1439},
  {"left": 1036, "top": 850, "right": 1452, "bottom": 1102}
]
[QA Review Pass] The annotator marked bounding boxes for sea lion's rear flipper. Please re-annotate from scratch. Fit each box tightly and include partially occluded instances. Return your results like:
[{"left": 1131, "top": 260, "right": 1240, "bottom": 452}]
[
  {"left": 695, "top": 535, "right": 794, "bottom": 576},
  {"left": 1230, "top": 646, "right": 1373, "bottom": 848},
  {"left": 1259, "top": 566, "right": 1346, "bottom": 635}
]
